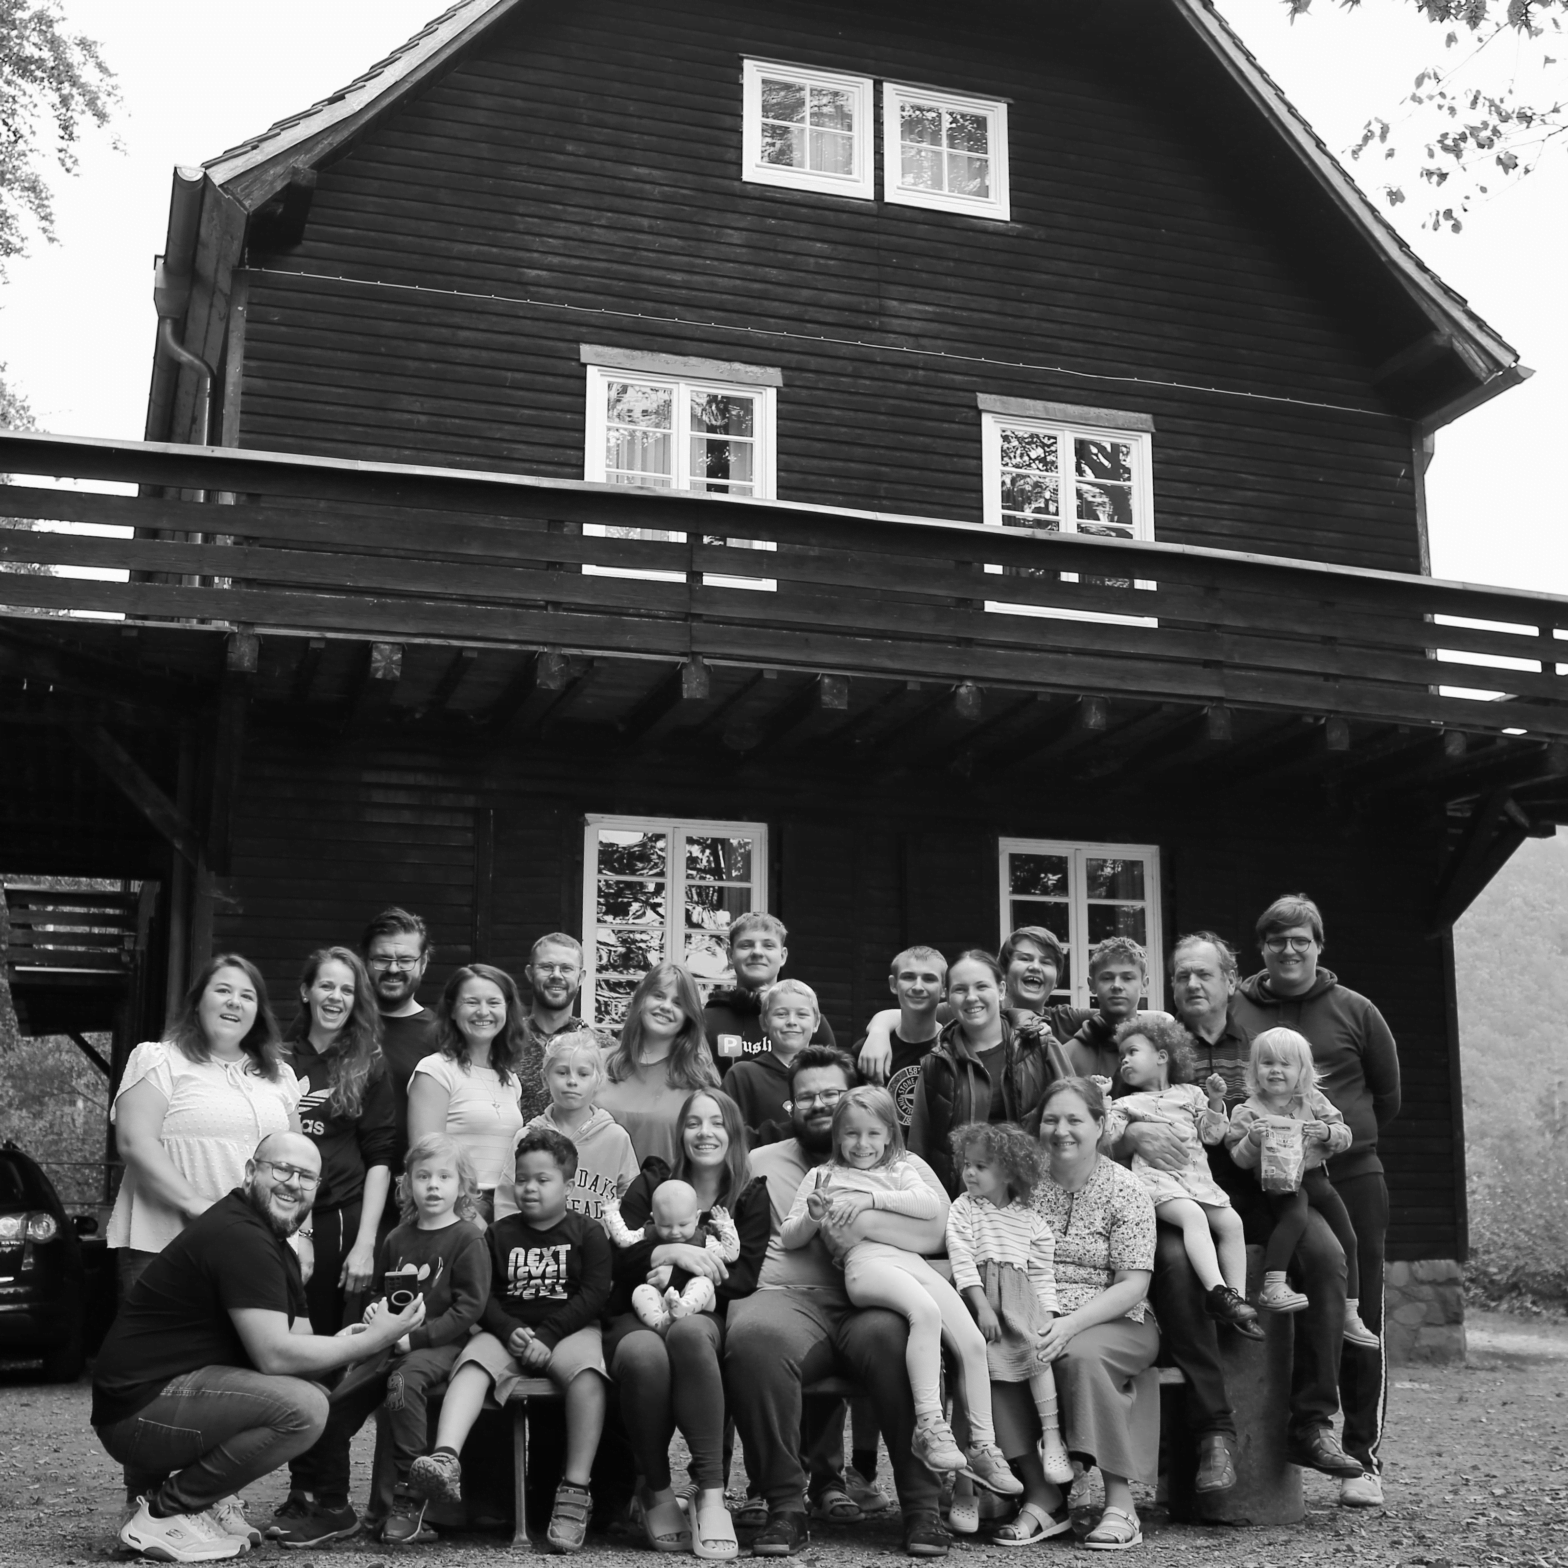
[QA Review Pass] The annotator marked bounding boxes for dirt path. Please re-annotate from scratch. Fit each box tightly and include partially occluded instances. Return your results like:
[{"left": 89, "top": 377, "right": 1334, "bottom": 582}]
[{"left": 4, "top": 1311, "right": 1565, "bottom": 1565}]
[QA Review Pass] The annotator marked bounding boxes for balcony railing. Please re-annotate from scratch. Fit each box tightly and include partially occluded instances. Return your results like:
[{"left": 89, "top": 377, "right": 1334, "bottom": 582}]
[{"left": 2, "top": 430, "right": 1567, "bottom": 737}]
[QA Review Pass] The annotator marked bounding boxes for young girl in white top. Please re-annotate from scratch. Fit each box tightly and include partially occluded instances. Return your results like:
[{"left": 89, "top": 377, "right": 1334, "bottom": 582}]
[
  {"left": 781, "top": 1086, "right": 1021, "bottom": 1496},
  {"left": 1102, "top": 1016, "right": 1261, "bottom": 1339},
  {"left": 1224, "top": 1027, "right": 1378, "bottom": 1345}
]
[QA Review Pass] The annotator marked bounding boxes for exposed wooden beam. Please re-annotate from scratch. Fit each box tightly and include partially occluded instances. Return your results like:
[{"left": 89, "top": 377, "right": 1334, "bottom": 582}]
[
  {"left": 534, "top": 660, "right": 600, "bottom": 741},
  {"left": 618, "top": 664, "right": 688, "bottom": 745},
  {"left": 865, "top": 690, "right": 968, "bottom": 774},
  {"left": 483, "top": 653, "right": 541, "bottom": 735},
  {"left": 1074, "top": 706, "right": 1204, "bottom": 786},
  {"left": 68, "top": 1030, "right": 111, "bottom": 1077},
  {"left": 944, "top": 693, "right": 1050, "bottom": 773},
  {"left": 427, "top": 647, "right": 479, "bottom": 713},
  {"left": 828, "top": 681, "right": 926, "bottom": 753},
  {"left": 68, "top": 723, "right": 203, "bottom": 868},
  {"left": 290, "top": 637, "right": 327, "bottom": 705},
  {"left": 347, "top": 640, "right": 402, "bottom": 729},
  {"left": 1430, "top": 789, "right": 1521, "bottom": 930},
  {"left": 751, "top": 675, "right": 836, "bottom": 753}
]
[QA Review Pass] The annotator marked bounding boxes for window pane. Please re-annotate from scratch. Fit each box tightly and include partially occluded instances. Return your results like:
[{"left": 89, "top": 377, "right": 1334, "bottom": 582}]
[
  {"left": 900, "top": 102, "right": 943, "bottom": 146},
  {"left": 596, "top": 878, "right": 664, "bottom": 925},
  {"left": 593, "top": 979, "right": 641, "bottom": 1029},
  {"left": 1010, "top": 900, "right": 1070, "bottom": 947},
  {"left": 809, "top": 125, "right": 855, "bottom": 176},
  {"left": 596, "top": 927, "right": 663, "bottom": 974},
  {"left": 947, "top": 151, "right": 990, "bottom": 198},
  {"left": 1000, "top": 429, "right": 1060, "bottom": 474},
  {"left": 1010, "top": 852, "right": 1069, "bottom": 897},
  {"left": 1075, "top": 438, "right": 1133, "bottom": 484},
  {"left": 692, "top": 437, "right": 754, "bottom": 493},
  {"left": 809, "top": 85, "right": 855, "bottom": 132},
  {"left": 1000, "top": 475, "right": 1059, "bottom": 527},
  {"left": 686, "top": 883, "right": 752, "bottom": 930},
  {"left": 947, "top": 112, "right": 990, "bottom": 154},
  {"left": 686, "top": 835, "right": 754, "bottom": 881},
  {"left": 1085, "top": 858, "right": 1145, "bottom": 900},
  {"left": 760, "top": 121, "right": 805, "bottom": 168},
  {"left": 761, "top": 77, "right": 806, "bottom": 124},
  {"left": 1088, "top": 903, "right": 1146, "bottom": 945},
  {"left": 684, "top": 932, "right": 735, "bottom": 992},
  {"left": 900, "top": 144, "right": 941, "bottom": 190},
  {"left": 598, "top": 829, "right": 666, "bottom": 877},
  {"left": 605, "top": 382, "right": 674, "bottom": 485},
  {"left": 690, "top": 393, "right": 754, "bottom": 438}
]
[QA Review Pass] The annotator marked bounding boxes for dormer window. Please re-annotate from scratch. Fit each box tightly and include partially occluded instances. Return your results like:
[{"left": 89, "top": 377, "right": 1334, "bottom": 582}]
[
  {"left": 742, "top": 59, "right": 874, "bottom": 199},
  {"left": 884, "top": 84, "right": 1009, "bottom": 220}
]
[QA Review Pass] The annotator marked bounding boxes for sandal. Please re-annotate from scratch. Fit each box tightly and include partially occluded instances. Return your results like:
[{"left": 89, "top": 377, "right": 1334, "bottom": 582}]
[
  {"left": 946, "top": 1488, "right": 979, "bottom": 1536},
  {"left": 640, "top": 1491, "right": 692, "bottom": 1553},
  {"left": 1085, "top": 1505, "right": 1142, "bottom": 1550},
  {"left": 992, "top": 1501, "right": 1072, "bottom": 1547},
  {"left": 730, "top": 1494, "right": 769, "bottom": 1532},
  {"left": 809, "top": 1485, "right": 862, "bottom": 1523},
  {"left": 693, "top": 1493, "right": 738, "bottom": 1561},
  {"left": 547, "top": 1481, "right": 593, "bottom": 1554}
]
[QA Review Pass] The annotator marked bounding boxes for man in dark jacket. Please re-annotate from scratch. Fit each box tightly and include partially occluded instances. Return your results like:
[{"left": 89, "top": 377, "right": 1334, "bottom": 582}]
[
  {"left": 702, "top": 912, "right": 836, "bottom": 1075},
  {"left": 1232, "top": 895, "right": 1400, "bottom": 1508}
]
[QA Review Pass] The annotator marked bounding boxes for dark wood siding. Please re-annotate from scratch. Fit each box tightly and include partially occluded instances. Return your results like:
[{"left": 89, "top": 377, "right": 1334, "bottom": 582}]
[
  {"left": 236, "top": 0, "right": 1426, "bottom": 574},
  {"left": 214, "top": 720, "right": 1456, "bottom": 1259}
]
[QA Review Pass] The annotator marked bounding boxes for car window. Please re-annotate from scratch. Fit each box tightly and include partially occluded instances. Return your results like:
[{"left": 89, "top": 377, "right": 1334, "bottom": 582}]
[{"left": 0, "top": 1157, "right": 39, "bottom": 1211}]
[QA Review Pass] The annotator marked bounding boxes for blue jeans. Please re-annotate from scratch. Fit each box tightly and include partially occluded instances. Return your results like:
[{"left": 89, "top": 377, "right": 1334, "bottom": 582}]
[{"left": 96, "top": 1366, "right": 328, "bottom": 1515}]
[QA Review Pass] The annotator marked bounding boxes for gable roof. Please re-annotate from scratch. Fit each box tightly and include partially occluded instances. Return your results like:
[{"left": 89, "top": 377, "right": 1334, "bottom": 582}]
[{"left": 183, "top": 0, "right": 1517, "bottom": 428}]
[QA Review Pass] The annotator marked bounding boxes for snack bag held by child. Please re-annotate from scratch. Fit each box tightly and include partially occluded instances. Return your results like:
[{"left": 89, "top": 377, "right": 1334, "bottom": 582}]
[{"left": 1258, "top": 1116, "right": 1305, "bottom": 1193}]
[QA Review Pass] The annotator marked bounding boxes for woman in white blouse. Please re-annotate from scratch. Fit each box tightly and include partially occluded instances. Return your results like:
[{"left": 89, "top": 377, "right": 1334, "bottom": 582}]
[
  {"left": 109, "top": 954, "right": 302, "bottom": 1293},
  {"left": 407, "top": 963, "right": 527, "bottom": 1220}
]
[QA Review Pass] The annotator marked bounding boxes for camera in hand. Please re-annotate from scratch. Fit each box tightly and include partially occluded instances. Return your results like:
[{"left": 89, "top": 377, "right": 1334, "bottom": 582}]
[{"left": 383, "top": 1263, "right": 424, "bottom": 1311}]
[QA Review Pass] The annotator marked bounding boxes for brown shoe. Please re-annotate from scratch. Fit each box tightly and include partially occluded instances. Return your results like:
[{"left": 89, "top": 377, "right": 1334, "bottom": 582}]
[{"left": 1195, "top": 1434, "right": 1237, "bottom": 1493}]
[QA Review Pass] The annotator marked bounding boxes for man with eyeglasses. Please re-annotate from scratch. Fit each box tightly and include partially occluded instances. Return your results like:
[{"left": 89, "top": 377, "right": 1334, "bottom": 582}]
[
  {"left": 518, "top": 933, "right": 611, "bottom": 1123},
  {"left": 361, "top": 908, "right": 439, "bottom": 1162},
  {"left": 725, "top": 1046, "right": 953, "bottom": 1560},
  {"left": 93, "top": 1133, "right": 425, "bottom": 1562},
  {"left": 1232, "top": 894, "right": 1401, "bottom": 1509}
]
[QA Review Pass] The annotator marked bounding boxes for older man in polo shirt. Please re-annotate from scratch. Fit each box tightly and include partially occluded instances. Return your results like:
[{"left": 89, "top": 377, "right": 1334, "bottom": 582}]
[{"left": 92, "top": 1133, "right": 424, "bottom": 1563}]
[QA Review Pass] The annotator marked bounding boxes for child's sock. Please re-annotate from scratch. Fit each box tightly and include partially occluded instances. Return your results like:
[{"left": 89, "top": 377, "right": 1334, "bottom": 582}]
[
  {"left": 1264, "top": 1270, "right": 1288, "bottom": 1288},
  {"left": 852, "top": 1448, "right": 878, "bottom": 1481}
]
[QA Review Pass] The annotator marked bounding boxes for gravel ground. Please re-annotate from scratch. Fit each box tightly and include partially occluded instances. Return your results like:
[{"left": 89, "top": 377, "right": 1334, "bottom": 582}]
[{"left": 3, "top": 1310, "right": 1565, "bottom": 1566}]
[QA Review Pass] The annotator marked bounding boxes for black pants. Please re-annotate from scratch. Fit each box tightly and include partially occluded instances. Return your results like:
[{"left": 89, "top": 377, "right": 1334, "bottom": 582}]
[
  {"left": 1335, "top": 1171, "right": 1389, "bottom": 1473},
  {"left": 290, "top": 1201, "right": 365, "bottom": 1500},
  {"left": 1153, "top": 1160, "right": 1347, "bottom": 1441},
  {"left": 1264, "top": 1169, "right": 1361, "bottom": 1298}
]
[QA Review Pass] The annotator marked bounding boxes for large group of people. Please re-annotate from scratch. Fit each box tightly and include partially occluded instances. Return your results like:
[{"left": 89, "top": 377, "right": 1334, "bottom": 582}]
[{"left": 91, "top": 897, "right": 1400, "bottom": 1563}]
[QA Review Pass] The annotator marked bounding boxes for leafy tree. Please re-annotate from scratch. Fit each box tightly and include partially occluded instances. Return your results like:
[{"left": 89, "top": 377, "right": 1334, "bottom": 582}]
[
  {"left": 0, "top": 0, "right": 116, "bottom": 423},
  {"left": 1286, "top": 0, "right": 1567, "bottom": 230}
]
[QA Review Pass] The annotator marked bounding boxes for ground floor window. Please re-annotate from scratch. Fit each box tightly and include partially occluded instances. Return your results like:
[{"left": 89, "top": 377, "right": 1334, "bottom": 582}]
[
  {"left": 997, "top": 838, "right": 1164, "bottom": 1009},
  {"left": 582, "top": 815, "right": 769, "bottom": 1027}
]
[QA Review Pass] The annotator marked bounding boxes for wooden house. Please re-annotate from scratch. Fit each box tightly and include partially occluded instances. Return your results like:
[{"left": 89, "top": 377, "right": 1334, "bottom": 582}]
[{"left": 3, "top": 0, "right": 1565, "bottom": 1335}]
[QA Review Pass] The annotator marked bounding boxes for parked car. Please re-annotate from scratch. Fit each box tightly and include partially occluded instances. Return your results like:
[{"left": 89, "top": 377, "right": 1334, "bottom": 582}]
[{"left": 0, "top": 1141, "right": 114, "bottom": 1381}]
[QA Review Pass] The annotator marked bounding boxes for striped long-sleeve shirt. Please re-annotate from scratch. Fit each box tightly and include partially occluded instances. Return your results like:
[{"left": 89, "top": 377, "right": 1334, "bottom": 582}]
[{"left": 946, "top": 1192, "right": 1059, "bottom": 1314}]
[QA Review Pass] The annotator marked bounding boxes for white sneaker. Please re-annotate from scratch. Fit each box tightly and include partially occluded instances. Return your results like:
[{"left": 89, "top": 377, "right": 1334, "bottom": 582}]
[
  {"left": 1339, "top": 1471, "right": 1384, "bottom": 1508},
  {"left": 209, "top": 1496, "right": 261, "bottom": 1549},
  {"left": 119, "top": 1497, "right": 244, "bottom": 1560}
]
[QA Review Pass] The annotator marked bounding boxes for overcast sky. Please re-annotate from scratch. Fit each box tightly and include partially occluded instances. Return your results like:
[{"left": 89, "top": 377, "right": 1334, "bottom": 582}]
[{"left": 1, "top": 0, "right": 1563, "bottom": 594}]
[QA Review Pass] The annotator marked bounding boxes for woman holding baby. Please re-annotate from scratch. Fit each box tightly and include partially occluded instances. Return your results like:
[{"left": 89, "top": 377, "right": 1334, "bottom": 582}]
[{"left": 603, "top": 1087, "right": 770, "bottom": 1560}]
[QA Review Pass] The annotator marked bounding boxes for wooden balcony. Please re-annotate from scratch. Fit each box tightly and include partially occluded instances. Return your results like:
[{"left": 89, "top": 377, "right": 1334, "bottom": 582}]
[{"left": 2, "top": 429, "right": 1566, "bottom": 743}]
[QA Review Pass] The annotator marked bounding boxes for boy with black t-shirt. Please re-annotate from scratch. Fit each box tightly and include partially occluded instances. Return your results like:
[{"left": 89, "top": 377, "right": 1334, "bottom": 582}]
[
  {"left": 864, "top": 946, "right": 946, "bottom": 1131},
  {"left": 410, "top": 1127, "right": 611, "bottom": 1553},
  {"left": 703, "top": 913, "right": 836, "bottom": 1075}
]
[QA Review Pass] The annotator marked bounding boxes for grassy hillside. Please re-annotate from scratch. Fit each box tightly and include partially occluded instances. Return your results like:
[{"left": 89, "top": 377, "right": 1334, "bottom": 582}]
[{"left": 1455, "top": 833, "right": 1568, "bottom": 1311}]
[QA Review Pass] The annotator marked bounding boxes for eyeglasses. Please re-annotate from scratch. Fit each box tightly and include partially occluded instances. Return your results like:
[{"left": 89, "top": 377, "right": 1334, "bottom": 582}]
[
  {"left": 368, "top": 954, "right": 423, "bottom": 972},
  {"left": 532, "top": 964, "right": 580, "bottom": 978},
  {"left": 791, "top": 1089, "right": 847, "bottom": 1110},
  {"left": 1263, "top": 936, "right": 1316, "bottom": 954},
  {"left": 255, "top": 1159, "right": 321, "bottom": 1190}
]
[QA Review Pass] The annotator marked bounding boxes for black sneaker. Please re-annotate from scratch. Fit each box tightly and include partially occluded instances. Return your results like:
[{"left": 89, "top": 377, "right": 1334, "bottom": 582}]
[
  {"left": 1206, "top": 1284, "right": 1265, "bottom": 1340},
  {"left": 265, "top": 1491, "right": 313, "bottom": 1539},
  {"left": 751, "top": 1510, "right": 810, "bottom": 1557},
  {"left": 273, "top": 1499, "right": 360, "bottom": 1549},
  {"left": 381, "top": 1486, "right": 429, "bottom": 1545},
  {"left": 903, "top": 1509, "right": 952, "bottom": 1558}
]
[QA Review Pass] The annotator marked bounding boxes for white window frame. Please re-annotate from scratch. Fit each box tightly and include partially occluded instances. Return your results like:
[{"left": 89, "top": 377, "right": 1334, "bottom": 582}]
[
  {"left": 981, "top": 410, "right": 1155, "bottom": 625},
  {"left": 583, "top": 365, "right": 777, "bottom": 589},
  {"left": 582, "top": 815, "right": 770, "bottom": 1028},
  {"left": 883, "top": 83, "right": 1010, "bottom": 221},
  {"left": 742, "top": 58, "right": 875, "bottom": 200},
  {"left": 997, "top": 838, "right": 1164, "bottom": 1011}
]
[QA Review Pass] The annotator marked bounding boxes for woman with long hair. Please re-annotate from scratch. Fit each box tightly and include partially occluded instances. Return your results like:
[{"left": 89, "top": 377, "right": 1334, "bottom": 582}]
[
  {"left": 407, "top": 963, "right": 527, "bottom": 1220},
  {"left": 603, "top": 1088, "right": 768, "bottom": 1560},
  {"left": 596, "top": 962, "right": 720, "bottom": 1167}
]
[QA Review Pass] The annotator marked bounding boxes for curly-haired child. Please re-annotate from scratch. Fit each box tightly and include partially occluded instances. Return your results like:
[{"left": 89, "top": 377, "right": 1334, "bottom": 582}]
[
  {"left": 945, "top": 1122, "right": 1071, "bottom": 1531},
  {"left": 1102, "top": 1016, "right": 1262, "bottom": 1339}
]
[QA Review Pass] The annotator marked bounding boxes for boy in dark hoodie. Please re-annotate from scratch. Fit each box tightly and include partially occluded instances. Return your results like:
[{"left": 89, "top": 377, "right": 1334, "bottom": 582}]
[
  {"left": 725, "top": 979, "right": 820, "bottom": 1146},
  {"left": 1066, "top": 937, "right": 1148, "bottom": 1078},
  {"left": 1231, "top": 893, "right": 1400, "bottom": 1509},
  {"left": 703, "top": 913, "right": 836, "bottom": 1076}
]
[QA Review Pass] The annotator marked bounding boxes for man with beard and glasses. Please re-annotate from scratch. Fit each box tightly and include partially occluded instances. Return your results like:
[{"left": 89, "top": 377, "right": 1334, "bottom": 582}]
[
  {"left": 724, "top": 1047, "right": 953, "bottom": 1560},
  {"left": 362, "top": 907, "right": 439, "bottom": 1163},
  {"left": 92, "top": 1133, "right": 425, "bottom": 1563},
  {"left": 518, "top": 933, "right": 612, "bottom": 1123}
]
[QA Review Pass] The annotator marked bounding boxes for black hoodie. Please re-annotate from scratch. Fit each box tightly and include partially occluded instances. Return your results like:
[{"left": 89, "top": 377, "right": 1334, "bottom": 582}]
[{"left": 703, "top": 986, "right": 836, "bottom": 1077}]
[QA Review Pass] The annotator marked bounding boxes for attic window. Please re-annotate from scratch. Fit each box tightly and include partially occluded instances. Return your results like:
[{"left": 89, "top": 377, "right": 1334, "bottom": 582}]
[
  {"left": 742, "top": 59, "right": 874, "bottom": 199},
  {"left": 884, "top": 84, "right": 1009, "bottom": 220}
]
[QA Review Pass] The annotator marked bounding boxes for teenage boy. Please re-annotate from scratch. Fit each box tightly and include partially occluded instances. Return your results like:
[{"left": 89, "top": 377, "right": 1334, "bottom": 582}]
[
  {"left": 865, "top": 948, "right": 946, "bottom": 1128},
  {"left": 1066, "top": 937, "right": 1147, "bottom": 1078},
  {"left": 411, "top": 1127, "right": 612, "bottom": 1553},
  {"left": 726, "top": 979, "right": 823, "bottom": 1147},
  {"left": 519, "top": 934, "right": 612, "bottom": 1123},
  {"left": 362, "top": 908, "right": 439, "bottom": 1160},
  {"left": 703, "top": 913, "right": 836, "bottom": 1076}
]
